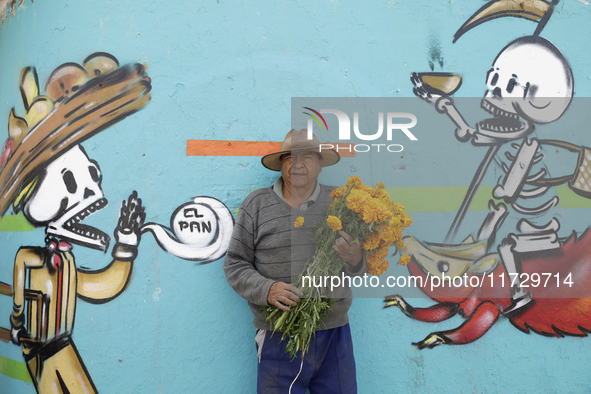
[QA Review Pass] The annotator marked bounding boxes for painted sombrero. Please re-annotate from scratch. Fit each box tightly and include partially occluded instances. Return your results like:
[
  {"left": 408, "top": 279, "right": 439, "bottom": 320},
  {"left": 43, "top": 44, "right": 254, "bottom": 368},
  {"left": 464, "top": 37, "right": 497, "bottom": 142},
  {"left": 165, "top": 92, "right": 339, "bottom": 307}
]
[{"left": 0, "top": 52, "right": 151, "bottom": 216}]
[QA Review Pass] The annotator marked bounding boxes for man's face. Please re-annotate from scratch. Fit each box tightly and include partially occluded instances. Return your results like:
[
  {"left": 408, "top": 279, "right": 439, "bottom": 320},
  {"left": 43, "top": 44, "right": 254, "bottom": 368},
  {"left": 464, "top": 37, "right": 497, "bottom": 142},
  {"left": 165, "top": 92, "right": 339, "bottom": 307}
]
[{"left": 281, "top": 150, "right": 323, "bottom": 190}]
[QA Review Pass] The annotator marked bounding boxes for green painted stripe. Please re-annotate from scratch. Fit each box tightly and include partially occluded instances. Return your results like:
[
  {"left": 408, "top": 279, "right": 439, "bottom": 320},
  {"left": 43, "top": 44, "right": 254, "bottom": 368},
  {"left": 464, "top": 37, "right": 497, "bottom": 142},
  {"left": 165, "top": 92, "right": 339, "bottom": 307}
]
[
  {"left": 0, "top": 214, "right": 35, "bottom": 232},
  {"left": 386, "top": 186, "right": 494, "bottom": 213},
  {"left": 386, "top": 185, "right": 591, "bottom": 213},
  {"left": 0, "top": 355, "right": 31, "bottom": 382},
  {"left": 234, "top": 185, "right": 591, "bottom": 214},
  {"left": 555, "top": 185, "right": 591, "bottom": 209}
]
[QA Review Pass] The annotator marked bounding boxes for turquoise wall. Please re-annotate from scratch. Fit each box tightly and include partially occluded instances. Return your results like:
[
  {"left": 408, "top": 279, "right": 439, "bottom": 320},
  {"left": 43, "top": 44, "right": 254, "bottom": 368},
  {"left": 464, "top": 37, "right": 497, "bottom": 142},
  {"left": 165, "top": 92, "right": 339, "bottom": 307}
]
[{"left": 1, "top": 0, "right": 591, "bottom": 392}]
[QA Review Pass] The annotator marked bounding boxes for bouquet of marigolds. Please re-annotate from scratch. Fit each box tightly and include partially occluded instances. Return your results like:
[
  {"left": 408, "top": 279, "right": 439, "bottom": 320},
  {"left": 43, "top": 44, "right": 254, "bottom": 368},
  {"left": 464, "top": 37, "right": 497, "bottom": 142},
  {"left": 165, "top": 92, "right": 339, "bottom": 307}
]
[{"left": 264, "top": 175, "right": 412, "bottom": 358}]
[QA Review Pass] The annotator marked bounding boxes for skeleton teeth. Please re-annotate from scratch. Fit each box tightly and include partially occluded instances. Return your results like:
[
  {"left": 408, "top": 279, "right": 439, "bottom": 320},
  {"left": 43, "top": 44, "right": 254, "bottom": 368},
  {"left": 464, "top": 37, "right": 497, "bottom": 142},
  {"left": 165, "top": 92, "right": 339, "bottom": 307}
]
[{"left": 53, "top": 197, "right": 109, "bottom": 250}]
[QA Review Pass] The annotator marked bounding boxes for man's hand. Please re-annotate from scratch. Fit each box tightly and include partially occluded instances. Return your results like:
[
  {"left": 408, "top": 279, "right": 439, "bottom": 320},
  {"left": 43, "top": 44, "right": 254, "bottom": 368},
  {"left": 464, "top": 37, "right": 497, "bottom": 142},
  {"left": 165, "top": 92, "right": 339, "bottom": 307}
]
[
  {"left": 267, "top": 282, "right": 303, "bottom": 312},
  {"left": 334, "top": 231, "right": 362, "bottom": 269}
]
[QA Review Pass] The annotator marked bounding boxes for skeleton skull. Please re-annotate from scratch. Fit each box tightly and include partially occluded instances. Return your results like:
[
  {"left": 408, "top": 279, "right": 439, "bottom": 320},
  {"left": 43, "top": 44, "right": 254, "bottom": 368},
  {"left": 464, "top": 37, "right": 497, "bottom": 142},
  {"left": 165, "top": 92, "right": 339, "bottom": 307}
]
[
  {"left": 24, "top": 145, "right": 110, "bottom": 251},
  {"left": 478, "top": 36, "right": 573, "bottom": 140}
]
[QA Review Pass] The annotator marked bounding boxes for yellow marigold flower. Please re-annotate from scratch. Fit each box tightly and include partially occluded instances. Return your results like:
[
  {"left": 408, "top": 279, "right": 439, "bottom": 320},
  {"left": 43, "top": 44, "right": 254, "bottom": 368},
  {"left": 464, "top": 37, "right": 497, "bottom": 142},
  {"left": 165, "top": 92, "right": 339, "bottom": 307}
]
[
  {"left": 367, "top": 255, "right": 390, "bottom": 276},
  {"left": 376, "top": 247, "right": 389, "bottom": 260},
  {"left": 294, "top": 217, "right": 304, "bottom": 228},
  {"left": 367, "top": 247, "right": 389, "bottom": 264},
  {"left": 330, "top": 187, "right": 345, "bottom": 200},
  {"left": 361, "top": 204, "right": 380, "bottom": 224},
  {"left": 391, "top": 203, "right": 405, "bottom": 215},
  {"left": 389, "top": 216, "right": 402, "bottom": 227},
  {"left": 326, "top": 215, "right": 343, "bottom": 231},
  {"left": 367, "top": 253, "right": 379, "bottom": 266},
  {"left": 377, "top": 206, "right": 394, "bottom": 223},
  {"left": 398, "top": 255, "right": 411, "bottom": 266},
  {"left": 362, "top": 232, "right": 381, "bottom": 250},
  {"left": 346, "top": 189, "right": 370, "bottom": 214},
  {"left": 376, "top": 182, "right": 385, "bottom": 189},
  {"left": 378, "top": 191, "right": 393, "bottom": 207},
  {"left": 356, "top": 184, "right": 373, "bottom": 194},
  {"left": 395, "top": 240, "right": 404, "bottom": 249},
  {"left": 346, "top": 175, "right": 362, "bottom": 188},
  {"left": 379, "top": 226, "right": 395, "bottom": 246},
  {"left": 380, "top": 231, "right": 404, "bottom": 249},
  {"left": 399, "top": 214, "right": 413, "bottom": 227},
  {"left": 360, "top": 198, "right": 391, "bottom": 224}
]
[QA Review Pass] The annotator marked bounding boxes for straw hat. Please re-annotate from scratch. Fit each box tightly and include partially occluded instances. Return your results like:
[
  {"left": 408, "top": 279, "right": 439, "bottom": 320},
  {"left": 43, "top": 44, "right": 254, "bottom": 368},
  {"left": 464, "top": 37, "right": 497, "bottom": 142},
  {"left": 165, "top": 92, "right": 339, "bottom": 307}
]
[
  {"left": 261, "top": 128, "right": 340, "bottom": 171},
  {"left": 0, "top": 52, "right": 151, "bottom": 216}
]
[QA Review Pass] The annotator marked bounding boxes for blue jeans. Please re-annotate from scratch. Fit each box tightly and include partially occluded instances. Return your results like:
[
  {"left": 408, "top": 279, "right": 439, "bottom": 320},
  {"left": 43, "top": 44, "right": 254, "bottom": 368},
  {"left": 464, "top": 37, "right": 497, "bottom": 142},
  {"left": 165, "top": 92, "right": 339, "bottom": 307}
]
[{"left": 256, "top": 323, "right": 357, "bottom": 394}]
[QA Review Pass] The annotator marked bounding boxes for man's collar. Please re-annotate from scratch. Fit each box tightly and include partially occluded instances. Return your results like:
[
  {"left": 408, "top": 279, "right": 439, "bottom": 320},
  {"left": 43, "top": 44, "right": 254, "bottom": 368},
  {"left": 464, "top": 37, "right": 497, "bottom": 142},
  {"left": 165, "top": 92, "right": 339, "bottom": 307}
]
[{"left": 273, "top": 177, "right": 320, "bottom": 210}]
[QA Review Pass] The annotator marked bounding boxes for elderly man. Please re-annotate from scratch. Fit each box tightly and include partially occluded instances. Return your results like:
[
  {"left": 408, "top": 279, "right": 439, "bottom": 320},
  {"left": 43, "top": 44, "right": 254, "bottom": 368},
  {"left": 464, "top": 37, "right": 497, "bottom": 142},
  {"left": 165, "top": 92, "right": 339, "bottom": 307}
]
[{"left": 223, "top": 128, "right": 365, "bottom": 393}]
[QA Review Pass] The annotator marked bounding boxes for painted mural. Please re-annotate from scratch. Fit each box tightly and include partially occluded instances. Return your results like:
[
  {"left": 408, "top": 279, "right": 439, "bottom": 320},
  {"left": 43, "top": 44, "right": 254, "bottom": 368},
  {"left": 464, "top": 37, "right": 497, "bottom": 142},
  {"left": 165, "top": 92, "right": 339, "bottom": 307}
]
[
  {"left": 384, "top": 0, "right": 591, "bottom": 349},
  {"left": 0, "top": 54, "right": 234, "bottom": 393},
  {"left": 1, "top": 0, "right": 591, "bottom": 393}
]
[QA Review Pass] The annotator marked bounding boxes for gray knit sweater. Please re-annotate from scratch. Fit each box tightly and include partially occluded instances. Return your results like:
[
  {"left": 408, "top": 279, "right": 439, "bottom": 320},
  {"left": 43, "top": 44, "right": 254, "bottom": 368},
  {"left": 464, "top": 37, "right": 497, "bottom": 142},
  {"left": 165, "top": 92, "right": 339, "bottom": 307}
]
[{"left": 223, "top": 184, "right": 366, "bottom": 331}]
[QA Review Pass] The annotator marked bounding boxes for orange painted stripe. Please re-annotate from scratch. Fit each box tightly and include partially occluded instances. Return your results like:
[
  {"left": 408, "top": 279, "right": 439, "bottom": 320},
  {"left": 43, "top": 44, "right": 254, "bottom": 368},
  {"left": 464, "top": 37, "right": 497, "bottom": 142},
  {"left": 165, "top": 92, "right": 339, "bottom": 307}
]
[{"left": 187, "top": 140, "right": 356, "bottom": 157}]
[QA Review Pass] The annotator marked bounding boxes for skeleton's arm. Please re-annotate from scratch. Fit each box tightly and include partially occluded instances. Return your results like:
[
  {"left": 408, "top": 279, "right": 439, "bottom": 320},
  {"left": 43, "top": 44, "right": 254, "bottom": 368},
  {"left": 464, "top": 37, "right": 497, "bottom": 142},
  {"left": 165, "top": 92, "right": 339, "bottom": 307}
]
[
  {"left": 410, "top": 73, "right": 475, "bottom": 142},
  {"left": 11, "top": 248, "right": 45, "bottom": 344},
  {"left": 77, "top": 191, "right": 145, "bottom": 303},
  {"left": 524, "top": 140, "right": 591, "bottom": 200},
  {"left": 76, "top": 256, "right": 134, "bottom": 303},
  {"left": 435, "top": 97, "right": 476, "bottom": 142},
  {"left": 495, "top": 139, "right": 591, "bottom": 214}
]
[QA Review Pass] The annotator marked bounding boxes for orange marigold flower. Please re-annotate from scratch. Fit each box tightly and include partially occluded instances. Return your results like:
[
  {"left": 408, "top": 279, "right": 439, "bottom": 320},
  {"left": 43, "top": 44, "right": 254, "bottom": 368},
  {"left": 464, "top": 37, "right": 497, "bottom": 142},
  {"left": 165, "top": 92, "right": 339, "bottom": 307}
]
[
  {"left": 362, "top": 232, "right": 381, "bottom": 250},
  {"left": 377, "top": 205, "right": 394, "bottom": 223},
  {"left": 346, "top": 189, "right": 370, "bottom": 213},
  {"left": 398, "top": 255, "right": 411, "bottom": 266},
  {"left": 326, "top": 215, "right": 342, "bottom": 231},
  {"left": 330, "top": 187, "right": 344, "bottom": 200},
  {"left": 391, "top": 203, "right": 405, "bottom": 215},
  {"left": 362, "top": 205, "right": 380, "bottom": 224},
  {"left": 367, "top": 247, "right": 389, "bottom": 264},
  {"left": 378, "top": 191, "right": 393, "bottom": 207},
  {"left": 389, "top": 216, "right": 402, "bottom": 227},
  {"left": 401, "top": 214, "right": 413, "bottom": 227},
  {"left": 369, "top": 188, "right": 381, "bottom": 198},
  {"left": 356, "top": 184, "right": 373, "bottom": 194},
  {"left": 367, "top": 257, "right": 390, "bottom": 276},
  {"left": 294, "top": 217, "right": 304, "bottom": 228},
  {"left": 346, "top": 175, "right": 362, "bottom": 188},
  {"left": 379, "top": 226, "right": 395, "bottom": 246},
  {"left": 382, "top": 230, "right": 402, "bottom": 247},
  {"left": 361, "top": 199, "right": 392, "bottom": 224}
]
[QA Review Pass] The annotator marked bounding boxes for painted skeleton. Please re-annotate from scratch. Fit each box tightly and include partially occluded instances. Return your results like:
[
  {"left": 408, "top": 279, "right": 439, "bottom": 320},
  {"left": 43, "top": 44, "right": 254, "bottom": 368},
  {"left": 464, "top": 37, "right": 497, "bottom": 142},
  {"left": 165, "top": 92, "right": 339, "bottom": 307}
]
[
  {"left": 0, "top": 53, "right": 152, "bottom": 394},
  {"left": 411, "top": 35, "right": 589, "bottom": 314},
  {"left": 10, "top": 145, "right": 145, "bottom": 394}
]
